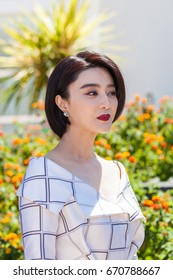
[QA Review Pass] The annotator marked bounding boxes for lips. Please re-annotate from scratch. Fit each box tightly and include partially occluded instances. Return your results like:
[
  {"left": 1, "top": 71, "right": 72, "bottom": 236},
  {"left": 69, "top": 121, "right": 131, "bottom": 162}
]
[{"left": 97, "top": 114, "right": 111, "bottom": 121}]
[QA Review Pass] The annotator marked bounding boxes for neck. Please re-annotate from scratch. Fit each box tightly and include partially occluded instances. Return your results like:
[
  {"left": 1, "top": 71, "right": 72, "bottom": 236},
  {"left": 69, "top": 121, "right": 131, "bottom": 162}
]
[{"left": 55, "top": 126, "right": 97, "bottom": 163}]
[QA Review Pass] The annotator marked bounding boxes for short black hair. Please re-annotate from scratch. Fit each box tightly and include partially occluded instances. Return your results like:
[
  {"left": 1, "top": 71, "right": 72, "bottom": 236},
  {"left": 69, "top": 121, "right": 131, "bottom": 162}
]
[{"left": 45, "top": 50, "right": 126, "bottom": 138}]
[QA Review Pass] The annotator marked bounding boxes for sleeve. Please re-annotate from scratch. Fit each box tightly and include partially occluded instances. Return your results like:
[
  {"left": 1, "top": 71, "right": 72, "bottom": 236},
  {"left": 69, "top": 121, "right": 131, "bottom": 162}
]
[
  {"left": 127, "top": 219, "right": 145, "bottom": 260},
  {"left": 16, "top": 157, "right": 72, "bottom": 260},
  {"left": 115, "top": 160, "right": 146, "bottom": 222},
  {"left": 18, "top": 196, "right": 59, "bottom": 260}
]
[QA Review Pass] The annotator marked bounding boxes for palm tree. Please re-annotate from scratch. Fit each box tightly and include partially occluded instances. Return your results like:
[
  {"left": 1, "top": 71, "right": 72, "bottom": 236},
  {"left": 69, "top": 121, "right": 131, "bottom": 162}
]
[{"left": 0, "top": 0, "right": 124, "bottom": 112}]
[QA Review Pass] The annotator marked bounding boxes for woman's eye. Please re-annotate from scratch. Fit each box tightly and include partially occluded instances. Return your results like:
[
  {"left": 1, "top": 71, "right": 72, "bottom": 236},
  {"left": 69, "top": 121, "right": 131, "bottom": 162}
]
[
  {"left": 108, "top": 91, "right": 117, "bottom": 97},
  {"left": 86, "top": 91, "right": 117, "bottom": 97},
  {"left": 87, "top": 91, "right": 97, "bottom": 96}
]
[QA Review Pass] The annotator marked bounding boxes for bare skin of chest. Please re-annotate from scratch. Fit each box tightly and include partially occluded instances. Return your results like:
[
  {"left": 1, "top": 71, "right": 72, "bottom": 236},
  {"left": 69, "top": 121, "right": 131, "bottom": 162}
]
[{"left": 45, "top": 153, "right": 121, "bottom": 201}]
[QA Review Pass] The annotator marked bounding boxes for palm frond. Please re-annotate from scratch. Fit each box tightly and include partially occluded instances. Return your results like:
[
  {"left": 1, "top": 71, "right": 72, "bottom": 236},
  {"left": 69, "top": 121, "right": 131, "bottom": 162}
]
[{"left": 0, "top": 0, "right": 126, "bottom": 113}]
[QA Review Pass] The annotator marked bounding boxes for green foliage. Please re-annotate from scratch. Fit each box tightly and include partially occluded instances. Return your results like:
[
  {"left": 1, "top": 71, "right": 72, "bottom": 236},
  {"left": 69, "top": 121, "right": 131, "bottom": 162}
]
[
  {"left": 0, "top": 95, "right": 173, "bottom": 259},
  {"left": 139, "top": 189, "right": 173, "bottom": 260}
]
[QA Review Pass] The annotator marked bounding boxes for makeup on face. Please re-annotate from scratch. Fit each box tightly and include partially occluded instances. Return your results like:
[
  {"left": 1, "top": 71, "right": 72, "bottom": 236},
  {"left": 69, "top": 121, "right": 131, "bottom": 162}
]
[{"left": 97, "top": 114, "right": 111, "bottom": 121}]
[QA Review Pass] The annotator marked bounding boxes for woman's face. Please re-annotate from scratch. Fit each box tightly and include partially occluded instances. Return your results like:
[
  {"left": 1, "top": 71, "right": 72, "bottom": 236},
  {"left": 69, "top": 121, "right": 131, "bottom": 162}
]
[{"left": 57, "top": 67, "right": 118, "bottom": 135}]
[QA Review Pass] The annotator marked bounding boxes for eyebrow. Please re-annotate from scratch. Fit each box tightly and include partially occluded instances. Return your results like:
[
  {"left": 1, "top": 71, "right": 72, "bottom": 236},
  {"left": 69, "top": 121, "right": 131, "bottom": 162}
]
[{"left": 79, "top": 83, "right": 115, "bottom": 89}]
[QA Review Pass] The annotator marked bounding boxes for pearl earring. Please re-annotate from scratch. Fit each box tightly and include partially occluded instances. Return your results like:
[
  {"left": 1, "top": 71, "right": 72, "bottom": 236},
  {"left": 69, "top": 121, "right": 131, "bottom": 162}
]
[{"left": 63, "top": 112, "right": 69, "bottom": 117}]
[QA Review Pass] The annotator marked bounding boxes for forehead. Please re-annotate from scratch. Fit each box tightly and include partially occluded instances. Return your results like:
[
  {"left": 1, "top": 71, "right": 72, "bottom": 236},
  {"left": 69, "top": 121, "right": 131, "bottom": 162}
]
[{"left": 71, "top": 67, "right": 114, "bottom": 88}]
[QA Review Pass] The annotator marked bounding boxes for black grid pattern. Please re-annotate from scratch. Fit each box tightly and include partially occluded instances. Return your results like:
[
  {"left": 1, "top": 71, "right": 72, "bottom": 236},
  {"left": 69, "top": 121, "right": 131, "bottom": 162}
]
[{"left": 17, "top": 157, "right": 145, "bottom": 260}]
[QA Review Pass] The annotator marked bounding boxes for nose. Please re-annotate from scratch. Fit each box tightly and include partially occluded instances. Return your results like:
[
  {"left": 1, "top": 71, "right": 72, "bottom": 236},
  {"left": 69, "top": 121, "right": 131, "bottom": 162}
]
[{"left": 99, "top": 94, "right": 110, "bottom": 109}]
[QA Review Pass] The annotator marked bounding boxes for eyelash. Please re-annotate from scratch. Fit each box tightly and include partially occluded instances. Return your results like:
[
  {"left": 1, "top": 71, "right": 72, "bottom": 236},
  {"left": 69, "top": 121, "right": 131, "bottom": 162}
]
[{"left": 86, "top": 91, "right": 117, "bottom": 97}]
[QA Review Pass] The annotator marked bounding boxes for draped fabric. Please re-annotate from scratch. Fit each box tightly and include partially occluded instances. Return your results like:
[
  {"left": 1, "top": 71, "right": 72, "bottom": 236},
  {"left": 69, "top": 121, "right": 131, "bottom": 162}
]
[{"left": 17, "top": 157, "right": 145, "bottom": 260}]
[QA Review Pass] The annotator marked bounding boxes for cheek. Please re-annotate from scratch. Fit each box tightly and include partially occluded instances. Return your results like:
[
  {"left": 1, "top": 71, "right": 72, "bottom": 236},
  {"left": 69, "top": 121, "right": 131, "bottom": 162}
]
[
  {"left": 70, "top": 98, "right": 93, "bottom": 115},
  {"left": 68, "top": 101, "right": 89, "bottom": 122},
  {"left": 112, "top": 98, "right": 118, "bottom": 110}
]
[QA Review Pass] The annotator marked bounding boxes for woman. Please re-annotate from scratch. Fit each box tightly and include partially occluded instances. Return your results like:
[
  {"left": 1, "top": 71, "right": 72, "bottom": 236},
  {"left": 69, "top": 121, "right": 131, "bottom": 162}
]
[{"left": 17, "top": 51, "right": 145, "bottom": 260}]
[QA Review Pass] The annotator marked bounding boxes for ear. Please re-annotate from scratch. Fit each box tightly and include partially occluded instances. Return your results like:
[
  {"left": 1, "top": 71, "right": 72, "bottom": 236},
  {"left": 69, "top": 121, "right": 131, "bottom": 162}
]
[{"left": 55, "top": 95, "right": 69, "bottom": 112}]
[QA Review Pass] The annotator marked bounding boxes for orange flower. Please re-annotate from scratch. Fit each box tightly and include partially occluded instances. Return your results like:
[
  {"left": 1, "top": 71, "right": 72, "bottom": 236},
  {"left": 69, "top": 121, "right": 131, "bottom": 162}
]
[
  {"left": 4, "top": 233, "right": 18, "bottom": 241},
  {"left": 0, "top": 178, "right": 3, "bottom": 184},
  {"left": 128, "top": 101, "right": 135, "bottom": 107},
  {"left": 4, "top": 163, "right": 12, "bottom": 169},
  {"left": 105, "top": 157, "right": 112, "bottom": 160},
  {"left": 6, "top": 212, "right": 13, "bottom": 217},
  {"left": 0, "top": 131, "right": 5, "bottom": 137},
  {"left": 5, "top": 170, "right": 14, "bottom": 177},
  {"left": 34, "top": 152, "right": 44, "bottom": 157},
  {"left": 152, "top": 204, "right": 160, "bottom": 210},
  {"left": 12, "top": 138, "right": 23, "bottom": 145},
  {"left": 37, "top": 100, "right": 45, "bottom": 110},
  {"left": 145, "top": 134, "right": 156, "bottom": 144},
  {"left": 139, "top": 113, "right": 151, "bottom": 122},
  {"left": 32, "top": 102, "right": 38, "bottom": 109},
  {"left": 156, "top": 149, "right": 163, "bottom": 155},
  {"left": 24, "top": 157, "right": 30, "bottom": 165},
  {"left": 32, "top": 100, "right": 45, "bottom": 110},
  {"left": 138, "top": 115, "right": 145, "bottom": 122},
  {"left": 121, "top": 151, "right": 130, "bottom": 158},
  {"left": 161, "top": 201, "right": 169, "bottom": 210},
  {"left": 165, "top": 118, "right": 173, "bottom": 124},
  {"left": 11, "top": 174, "right": 23, "bottom": 184},
  {"left": 4, "top": 163, "right": 20, "bottom": 170},
  {"left": 114, "top": 153, "right": 122, "bottom": 159},
  {"left": 143, "top": 132, "right": 149, "bottom": 138},
  {"left": 159, "top": 95, "right": 169, "bottom": 103},
  {"left": 135, "top": 95, "right": 141, "bottom": 101},
  {"left": 157, "top": 135, "right": 164, "bottom": 142},
  {"left": 95, "top": 139, "right": 107, "bottom": 146},
  {"left": 23, "top": 137, "right": 30, "bottom": 144},
  {"left": 161, "top": 142, "right": 167, "bottom": 148},
  {"left": 95, "top": 140, "right": 102, "bottom": 146},
  {"left": 152, "top": 196, "right": 162, "bottom": 202},
  {"left": 104, "top": 144, "right": 111, "bottom": 150},
  {"left": 118, "top": 115, "right": 126, "bottom": 121},
  {"left": 1, "top": 217, "right": 10, "bottom": 224},
  {"left": 128, "top": 156, "right": 137, "bottom": 163},
  {"left": 18, "top": 245, "right": 24, "bottom": 251},
  {"left": 5, "top": 248, "right": 11, "bottom": 254},
  {"left": 143, "top": 200, "right": 153, "bottom": 207},
  {"left": 35, "top": 137, "right": 46, "bottom": 145},
  {"left": 141, "top": 98, "right": 147, "bottom": 103},
  {"left": 13, "top": 164, "right": 20, "bottom": 171},
  {"left": 147, "top": 104, "right": 155, "bottom": 112},
  {"left": 152, "top": 145, "right": 158, "bottom": 151}
]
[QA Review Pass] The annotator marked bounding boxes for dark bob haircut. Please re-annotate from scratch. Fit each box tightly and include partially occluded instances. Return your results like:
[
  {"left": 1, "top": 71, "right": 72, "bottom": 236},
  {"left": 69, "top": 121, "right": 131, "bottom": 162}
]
[{"left": 45, "top": 50, "right": 126, "bottom": 138}]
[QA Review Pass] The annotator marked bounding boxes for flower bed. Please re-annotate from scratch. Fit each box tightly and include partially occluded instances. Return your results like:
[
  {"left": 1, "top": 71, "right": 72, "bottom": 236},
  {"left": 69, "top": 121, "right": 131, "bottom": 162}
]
[{"left": 0, "top": 95, "right": 173, "bottom": 259}]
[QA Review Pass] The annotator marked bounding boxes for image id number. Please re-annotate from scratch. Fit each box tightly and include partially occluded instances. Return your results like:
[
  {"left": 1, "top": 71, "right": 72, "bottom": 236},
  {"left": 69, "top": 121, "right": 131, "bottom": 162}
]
[{"left": 106, "top": 266, "right": 160, "bottom": 276}]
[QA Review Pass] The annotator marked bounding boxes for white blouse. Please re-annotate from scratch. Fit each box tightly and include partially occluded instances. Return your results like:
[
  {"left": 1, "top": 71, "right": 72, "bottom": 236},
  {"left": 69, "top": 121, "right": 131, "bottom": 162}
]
[{"left": 17, "top": 157, "right": 145, "bottom": 260}]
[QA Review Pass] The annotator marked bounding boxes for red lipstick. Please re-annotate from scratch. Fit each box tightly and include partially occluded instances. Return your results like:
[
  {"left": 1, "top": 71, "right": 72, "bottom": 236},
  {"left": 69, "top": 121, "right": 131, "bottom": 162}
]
[{"left": 97, "top": 114, "right": 111, "bottom": 121}]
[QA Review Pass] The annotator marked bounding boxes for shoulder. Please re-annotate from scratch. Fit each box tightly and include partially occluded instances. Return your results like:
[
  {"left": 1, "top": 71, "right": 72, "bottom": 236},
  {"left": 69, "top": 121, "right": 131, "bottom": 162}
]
[
  {"left": 112, "top": 160, "right": 127, "bottom": 177},
  {"left": 95, "top": 154, "right": 127, "bottom": 178},
  {"left": 16, "top": 157, "right": 73, "bottom": 211},
  {"left": 22, "top": 157, "right": 47, "bottom": 179},
  {"left": 16, "top": 157, "right": 47, "bottom": 200}
]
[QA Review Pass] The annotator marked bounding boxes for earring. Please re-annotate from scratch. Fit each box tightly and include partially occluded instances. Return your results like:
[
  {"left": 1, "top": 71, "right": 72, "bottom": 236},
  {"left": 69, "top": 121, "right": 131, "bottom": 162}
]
[{"left": 63, "top": 111, "right": 69, "bottom": 117}]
